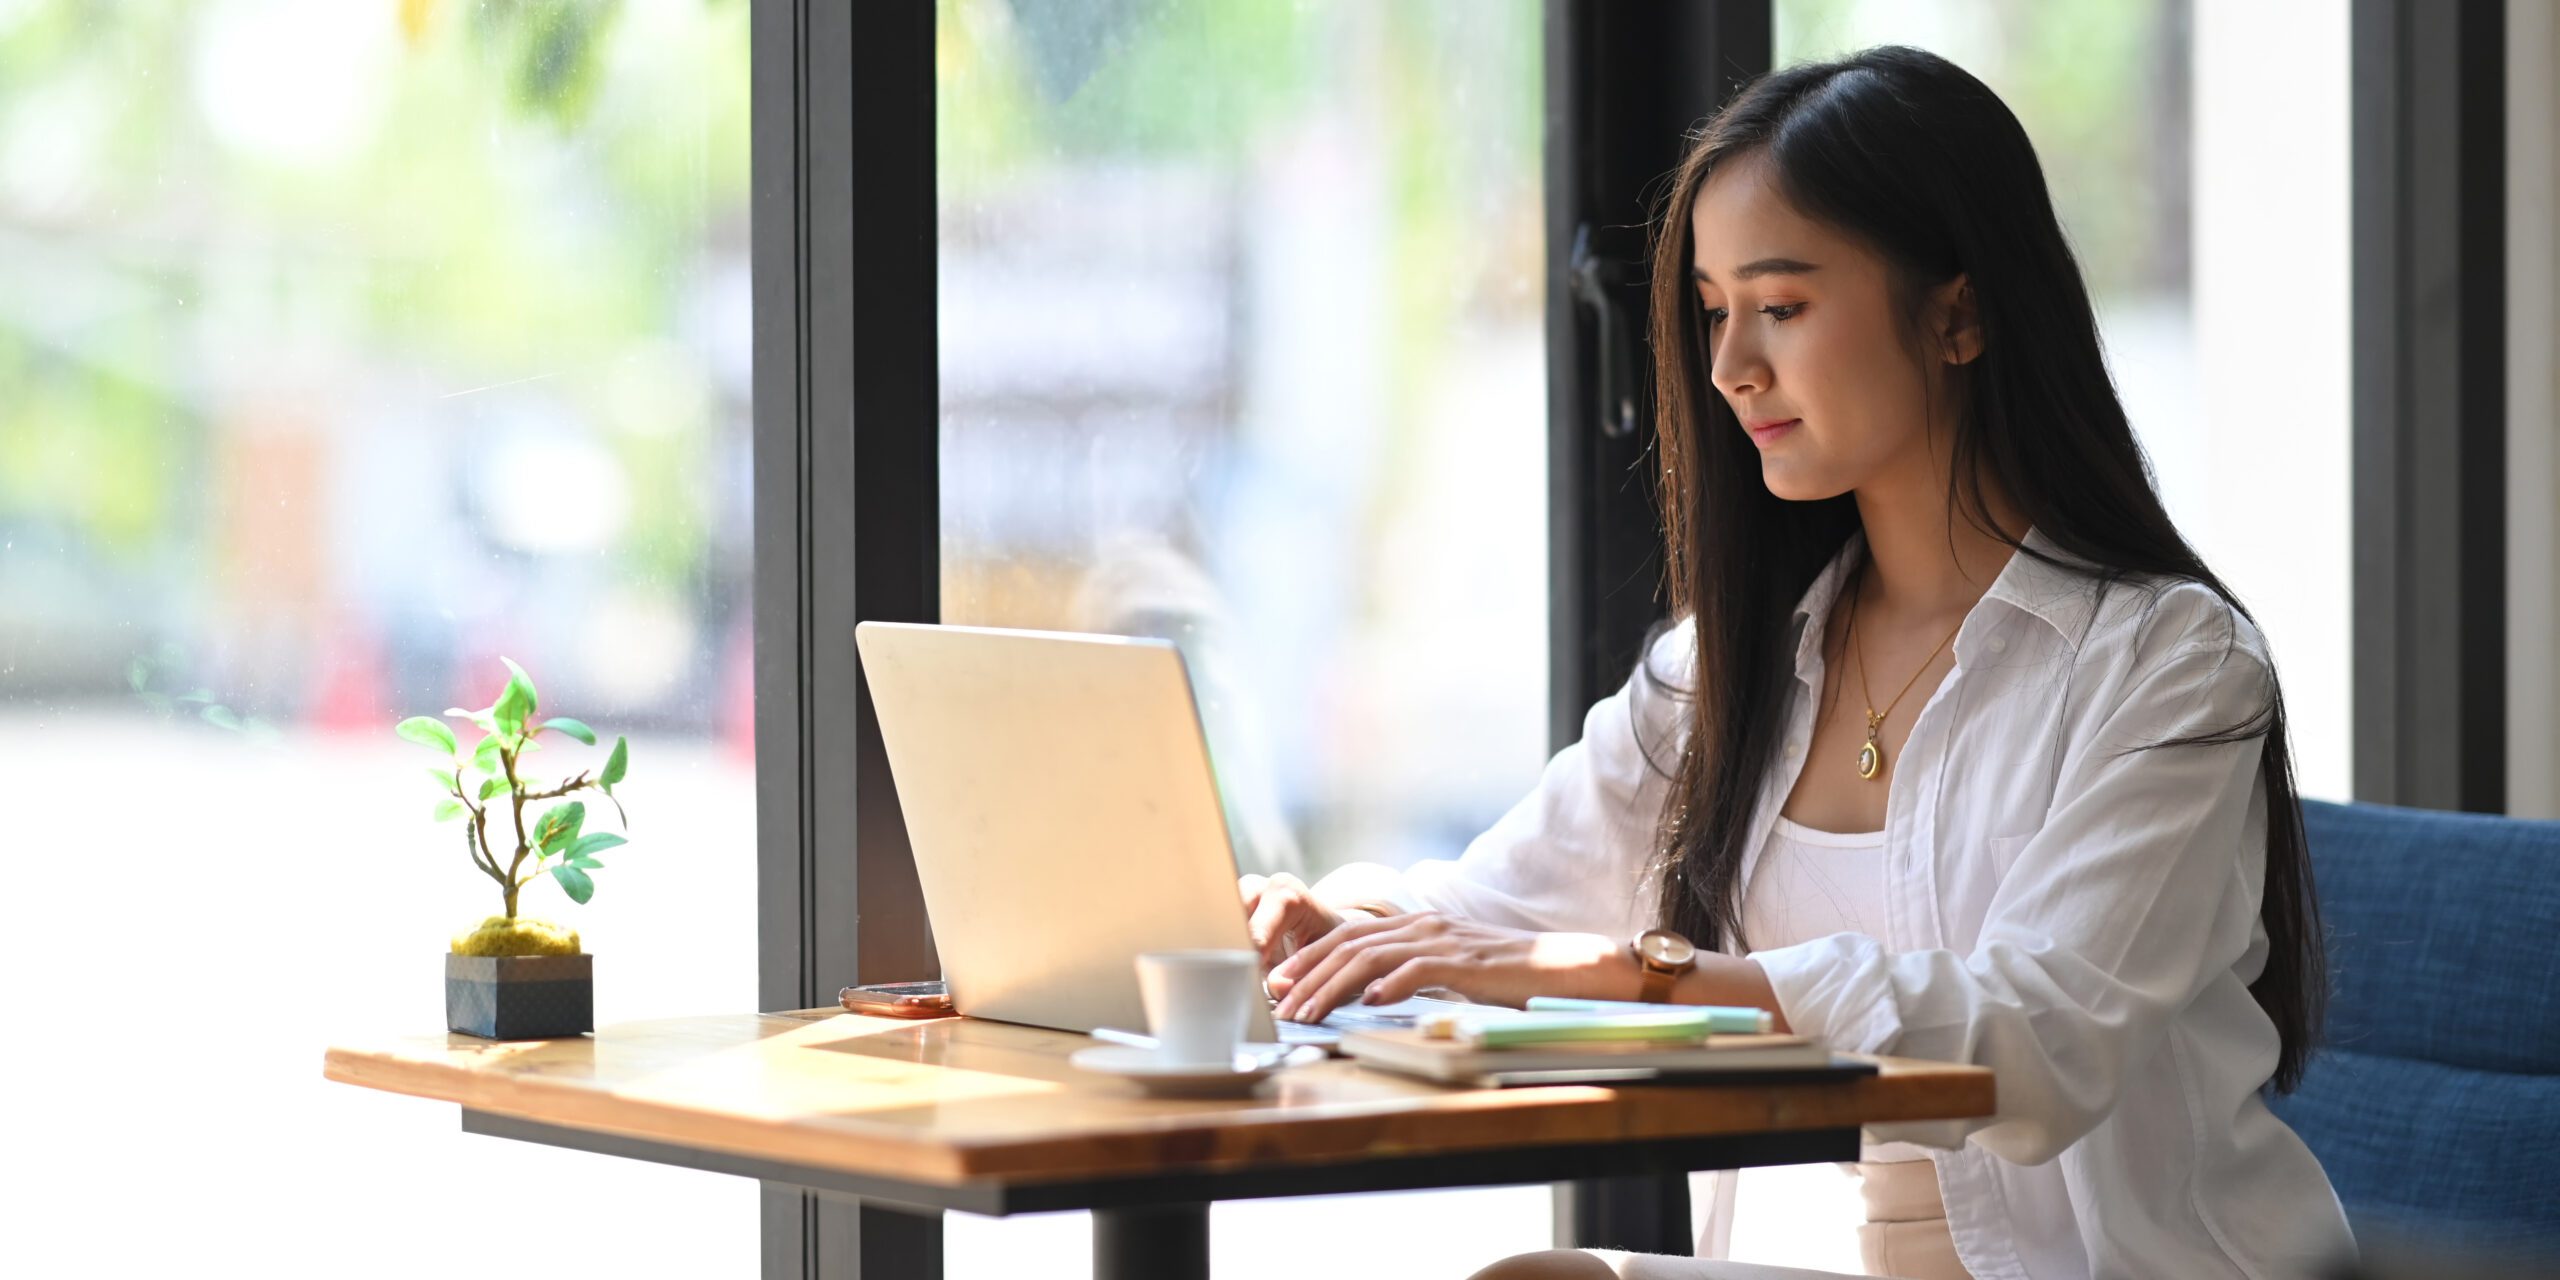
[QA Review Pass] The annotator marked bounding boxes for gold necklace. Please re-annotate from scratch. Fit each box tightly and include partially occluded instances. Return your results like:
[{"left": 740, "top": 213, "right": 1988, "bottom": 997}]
[{"left": 1843, "top": 565, "right": 1968, "bottom": 781}]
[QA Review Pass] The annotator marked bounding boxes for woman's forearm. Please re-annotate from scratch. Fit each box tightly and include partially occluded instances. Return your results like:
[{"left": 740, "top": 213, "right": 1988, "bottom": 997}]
[{"left": 1658, "top": 951, "right": 1792, "bottom": 1033}]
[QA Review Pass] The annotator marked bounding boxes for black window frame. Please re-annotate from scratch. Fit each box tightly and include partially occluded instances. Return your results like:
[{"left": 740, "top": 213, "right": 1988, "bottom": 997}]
[
  {"left": 751, "top": 1, "right": 942, "bottom": 1275},
  {"left": 2350, "top": 0, "right": 2508, "bottom": 813}
]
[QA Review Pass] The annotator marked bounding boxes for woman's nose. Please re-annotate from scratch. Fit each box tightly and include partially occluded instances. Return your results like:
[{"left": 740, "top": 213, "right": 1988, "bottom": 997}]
[{"left": 1710, "top": 326, "right": 1769, "bottom": 400}]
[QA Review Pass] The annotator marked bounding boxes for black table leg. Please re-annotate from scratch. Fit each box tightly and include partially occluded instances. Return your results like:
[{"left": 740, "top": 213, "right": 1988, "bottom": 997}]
[
  {"left": 1556, "top": 1173, "right": 1694, "bottom": 1254},
  {"left": 1093, "top": 1202, "right": 1209, "bottom": 1280}
]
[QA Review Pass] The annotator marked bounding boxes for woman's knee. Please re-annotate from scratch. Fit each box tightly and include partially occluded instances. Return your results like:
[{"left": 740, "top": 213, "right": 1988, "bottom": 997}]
[{"left": 1466, "top": 1249, "right": 1620, "bottom": 1280}]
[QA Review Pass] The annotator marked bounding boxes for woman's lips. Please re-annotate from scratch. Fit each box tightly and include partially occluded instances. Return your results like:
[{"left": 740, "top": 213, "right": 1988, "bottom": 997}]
[{"left": 1746, "top": 418, "right": 1800, "bottom": 446}]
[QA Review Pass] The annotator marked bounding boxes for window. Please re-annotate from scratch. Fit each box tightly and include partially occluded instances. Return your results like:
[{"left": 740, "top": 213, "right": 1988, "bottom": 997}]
[
  {"left": 935, "top": 0, "right": 1551, "bottom": 922},
  {"left": 934, "top": 0, "right": 1554, "bottom": 1272},
  {"left": 0, "top": 0, "right": 755, "bottom": 1272}
]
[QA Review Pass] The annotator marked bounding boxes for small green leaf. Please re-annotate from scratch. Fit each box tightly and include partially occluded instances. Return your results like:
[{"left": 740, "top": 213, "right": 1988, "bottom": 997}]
[
  {"left": 433, "top": 798, "right": 466, "bottom": 823},
  {"left": 396, "top": 716, "right": 458, "bottom": 755},
  {"left": 566, "top": 854, "right": 605, "bottom": 870},
  {"left": 501, "top": 656, "right": 539, "bottom": 706},
  {"left": 534, "top": 801, "right": 587, "bottom": 852},
  {"left": 550, "top": 863, "right": 595, "bottom": 904},
  {"left": 493, "top": 657, "right": 537, "bottom": 736},
  {"left": 446, "top": 705, "right": 498, "bottom": 734},
  {"left": 478, "top": 776, "right": 509, "bottom": 802},
  {"left": 468, "top": 734, "right": 505, "bottom": 774},
  {"left": 537, "top": 716, "right": 596, "bottom": 745},
  {"left": 566, "top": 832, "right": 625, "bottom": 860},
  {"left": 600, "top": 736, "right": 628, "bottom": 790},
  {"left": 428, "top": 766, "right": 461, "bottom": 793}
]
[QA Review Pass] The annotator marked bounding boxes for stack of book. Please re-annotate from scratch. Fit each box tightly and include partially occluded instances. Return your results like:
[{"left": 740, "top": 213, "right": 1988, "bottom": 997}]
[{"left": 1339, "top": 998, "right": 1872, "bottom": 1088}]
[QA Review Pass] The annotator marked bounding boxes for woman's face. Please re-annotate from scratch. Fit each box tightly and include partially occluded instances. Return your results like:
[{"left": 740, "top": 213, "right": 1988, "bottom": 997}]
[{"left": 1687, "top": 153, "right": 1974, "bottom": 503}]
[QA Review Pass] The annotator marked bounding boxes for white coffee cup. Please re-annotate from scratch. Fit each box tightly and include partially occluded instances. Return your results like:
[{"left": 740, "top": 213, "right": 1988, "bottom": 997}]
[{"left": 1134, "top": 949, "right": 1257, "bottom": 1068}]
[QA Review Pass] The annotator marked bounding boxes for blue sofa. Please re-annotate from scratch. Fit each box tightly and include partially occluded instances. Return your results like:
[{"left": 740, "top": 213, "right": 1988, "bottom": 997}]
[{"left": 2267, "top": 800, "right": 2560, "bottom": 1263}]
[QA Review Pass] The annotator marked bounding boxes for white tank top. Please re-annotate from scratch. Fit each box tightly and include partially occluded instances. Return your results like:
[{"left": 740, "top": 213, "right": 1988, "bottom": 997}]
[{"left": 1742, "top": 814, "right": 1931, "bottom": 1164}]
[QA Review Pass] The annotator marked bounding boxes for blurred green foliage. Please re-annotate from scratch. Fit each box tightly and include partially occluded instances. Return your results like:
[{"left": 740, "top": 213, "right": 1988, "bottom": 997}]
[
  {"left": 938, "top": 0, "right": 1539, "bottom": 203},
  {"left": 1779, "top": 0, "right": 2188, "bottom": 298},
  {"left": 935, "top": 0, "right": 1544, "bottom": 547},
  {"left": 0, "top": 0, "right": 748, "bottom": 587}
]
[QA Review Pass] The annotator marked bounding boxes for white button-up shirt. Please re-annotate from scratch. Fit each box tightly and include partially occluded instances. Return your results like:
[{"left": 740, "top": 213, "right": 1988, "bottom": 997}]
[{"left": 1374, "top": 525, "right": 2357, "bottom": 1279}]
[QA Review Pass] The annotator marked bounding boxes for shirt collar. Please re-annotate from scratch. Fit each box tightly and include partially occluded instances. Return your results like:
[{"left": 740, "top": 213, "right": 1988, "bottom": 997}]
[{"left": 1789, "top": 524, "right": 2100, "bottom": 678}]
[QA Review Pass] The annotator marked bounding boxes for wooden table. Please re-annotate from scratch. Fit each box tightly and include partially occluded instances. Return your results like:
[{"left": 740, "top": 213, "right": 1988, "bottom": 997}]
[{"left": 325, "top": 1010, "right": 1995, "bottom": 1280}]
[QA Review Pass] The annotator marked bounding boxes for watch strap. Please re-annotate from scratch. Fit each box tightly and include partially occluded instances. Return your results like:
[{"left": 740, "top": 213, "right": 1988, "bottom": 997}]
[{"left": 1636, "top": 953, "right": 1680, "bottom": 1004}]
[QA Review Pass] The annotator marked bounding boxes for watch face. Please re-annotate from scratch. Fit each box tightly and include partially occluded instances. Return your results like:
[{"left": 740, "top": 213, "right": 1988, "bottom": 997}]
[{"left": 1638, "top": 929, "right": 1695, "bottom": 968}]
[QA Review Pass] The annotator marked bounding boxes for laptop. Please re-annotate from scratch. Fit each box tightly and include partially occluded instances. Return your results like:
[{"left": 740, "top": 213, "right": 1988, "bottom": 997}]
[{"left": 854, "top": 621, "right": 1414, "bottom": 1045}]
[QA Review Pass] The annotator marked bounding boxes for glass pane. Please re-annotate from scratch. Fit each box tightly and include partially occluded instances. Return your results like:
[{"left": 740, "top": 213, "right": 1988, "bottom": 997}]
[
  {"left": 1737, "top": 2, "right": 2350, "bottom": 1272},
  {"left": 936, "top": 0, "right": 1552, "bottom": 1272},
  {"left": 0, "top": 0, "right": 755, "bottom": 1273}
]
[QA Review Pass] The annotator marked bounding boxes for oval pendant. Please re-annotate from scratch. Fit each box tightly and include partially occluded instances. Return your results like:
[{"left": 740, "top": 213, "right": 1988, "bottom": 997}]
[{"left": 1857, "top": 740, "right": 1882, "bottom": 780}]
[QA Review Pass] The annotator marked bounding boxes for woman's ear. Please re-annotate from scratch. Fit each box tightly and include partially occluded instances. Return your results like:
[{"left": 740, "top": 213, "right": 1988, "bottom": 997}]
[{"left": 1932, "top": 274, "right": 1984, "bottom": 366}]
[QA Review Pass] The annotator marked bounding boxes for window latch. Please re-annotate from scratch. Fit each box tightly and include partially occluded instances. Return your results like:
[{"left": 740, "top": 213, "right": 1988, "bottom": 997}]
[{"left": 1568, "top": 222, "right": 1643, "bottom": 440}]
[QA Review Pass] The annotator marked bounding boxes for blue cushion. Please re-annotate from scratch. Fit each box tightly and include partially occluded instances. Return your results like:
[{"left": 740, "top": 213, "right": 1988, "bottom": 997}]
[
  {"left": 2270, "top": 1047, "right": 2560, "bottom": 1257},
  {"left": 2270, "top": 800, "right": 2560, "bottom": 1258},
  {"left": 2297, "top": 800, "right": 2560, "bottom": 1075}
]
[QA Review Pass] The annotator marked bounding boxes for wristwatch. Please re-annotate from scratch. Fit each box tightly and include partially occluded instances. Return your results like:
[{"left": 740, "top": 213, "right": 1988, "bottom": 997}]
[{"left": 1631, "top": 928, "right": 1698, "bottom": 1003}]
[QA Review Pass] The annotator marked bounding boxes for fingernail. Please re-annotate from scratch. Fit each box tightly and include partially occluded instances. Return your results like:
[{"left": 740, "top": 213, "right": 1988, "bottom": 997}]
[{"left": 1361, "top": 983, "right": 1382, "bottom": 1004}]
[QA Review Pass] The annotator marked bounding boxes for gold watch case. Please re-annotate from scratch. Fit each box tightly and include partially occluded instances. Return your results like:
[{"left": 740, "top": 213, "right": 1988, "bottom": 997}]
[{"left": 1635, "top": 928, "right": 1696, "bottom": 971}]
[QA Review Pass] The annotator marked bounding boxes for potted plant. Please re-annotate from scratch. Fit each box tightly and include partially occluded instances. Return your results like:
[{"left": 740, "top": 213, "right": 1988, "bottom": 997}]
[{"left": 397, "top": 657, "right": 631, "bottom": 1040}]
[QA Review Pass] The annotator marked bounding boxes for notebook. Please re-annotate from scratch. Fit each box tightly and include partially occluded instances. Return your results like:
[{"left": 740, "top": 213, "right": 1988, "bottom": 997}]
[{"left": 1341, "top": 1026, "right": 1872, "bottom": 1087}]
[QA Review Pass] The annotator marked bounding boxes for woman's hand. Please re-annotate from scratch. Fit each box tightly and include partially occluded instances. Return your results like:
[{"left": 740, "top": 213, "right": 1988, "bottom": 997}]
[
  {"left": 1266, "top": 912, "right": 1637, "bottom": 1022},
  {"left": 1237, "top": 872, "right": 1348, "bottom": 968}
]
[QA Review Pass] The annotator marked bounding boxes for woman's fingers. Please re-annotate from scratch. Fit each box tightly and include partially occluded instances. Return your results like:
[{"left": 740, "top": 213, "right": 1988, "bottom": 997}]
[
  {"left": 1273, "top": 914, "right": 1440, "bottom": 1021},
  {"left": 1245, "top": 875, "right": 1310, "bottom": 965},
  {"left": 1269, "top": 908, "right": 1400, "bottom": 995},
  {"left": 1278, "top": 942, "right": 1448, "bottom": 1024},
  {"left": 1356, "top": 956, "right": 1464, "bottom": 1010}
]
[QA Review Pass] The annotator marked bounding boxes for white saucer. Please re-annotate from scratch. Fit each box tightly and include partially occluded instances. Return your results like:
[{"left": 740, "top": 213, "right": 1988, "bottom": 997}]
[{"left": 1067, "top": 1045, "right": 1292, "bottom": 1097}]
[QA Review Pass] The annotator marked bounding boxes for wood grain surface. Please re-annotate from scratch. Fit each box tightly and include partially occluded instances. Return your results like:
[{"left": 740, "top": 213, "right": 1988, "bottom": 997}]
[{"left": 324, "top": 1011, "right": 1995, "bottom": 1187}]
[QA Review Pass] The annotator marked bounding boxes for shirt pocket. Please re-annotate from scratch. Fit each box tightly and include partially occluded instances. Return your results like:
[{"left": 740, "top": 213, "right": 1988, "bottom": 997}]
[{"left": 1986, "top": 830, "right": 2038, "bottom": 881}]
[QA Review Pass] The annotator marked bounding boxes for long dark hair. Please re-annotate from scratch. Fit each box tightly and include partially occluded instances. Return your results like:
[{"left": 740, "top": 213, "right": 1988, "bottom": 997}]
[{"left": 1643, "top": 46, "right": 2325, "bottom": 1094}]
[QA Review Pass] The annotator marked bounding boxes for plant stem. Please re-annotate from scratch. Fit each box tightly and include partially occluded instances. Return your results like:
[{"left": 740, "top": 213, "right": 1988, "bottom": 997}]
[
  {"left": 503, "top": 742, "right": 532, "bottom": 919},
  {"left": 518, "top": 771, "right": 592, "bottom": 802},
  {"left": 459, "top": 764, "right": 508, "bottom": 888},
  {"left": 466, "top": 809, "right": 505, "bottom": 884}
]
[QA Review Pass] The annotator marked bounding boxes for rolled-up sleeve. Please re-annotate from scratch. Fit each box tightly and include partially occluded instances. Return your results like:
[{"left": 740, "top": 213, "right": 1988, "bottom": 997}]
[
  {"left": 1365, "top": 626, "right": 1690, "bottom": 939},
  {"left": 1748, "top": 631, "right": 2273, "bottom": 1165}
]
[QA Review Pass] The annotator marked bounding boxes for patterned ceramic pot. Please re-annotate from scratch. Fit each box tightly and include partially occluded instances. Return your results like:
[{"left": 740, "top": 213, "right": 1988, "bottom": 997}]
[{"left": 445, "top": 953, "right": 594, "bottom": 1039}]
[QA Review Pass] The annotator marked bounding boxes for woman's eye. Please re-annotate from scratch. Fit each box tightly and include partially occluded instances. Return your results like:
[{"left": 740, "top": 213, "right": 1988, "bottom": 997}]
[
  {"left": 1702, "top": 306, "right": 1728, "bottom": 327},
  {"left": 1759, "top": 303, "right": 1804, "bottom": 321}
]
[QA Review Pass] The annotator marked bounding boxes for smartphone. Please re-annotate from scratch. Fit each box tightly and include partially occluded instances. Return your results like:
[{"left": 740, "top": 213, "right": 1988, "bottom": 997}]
[{"left": 838, "top": 979, "right": 954, "bottom": 1018}]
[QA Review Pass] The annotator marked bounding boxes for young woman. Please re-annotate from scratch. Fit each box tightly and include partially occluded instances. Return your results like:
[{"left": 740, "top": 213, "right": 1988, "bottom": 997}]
[{"left": 1239, "top": 46, "right": 2354, "bottom": 1280}]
